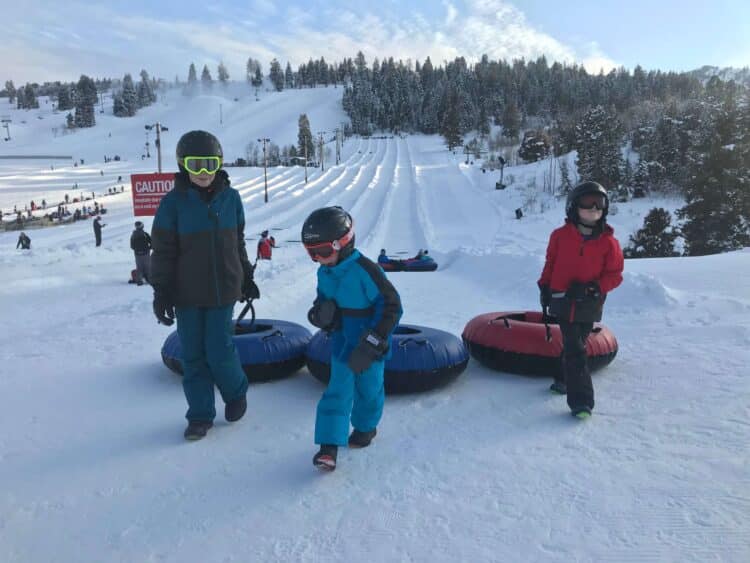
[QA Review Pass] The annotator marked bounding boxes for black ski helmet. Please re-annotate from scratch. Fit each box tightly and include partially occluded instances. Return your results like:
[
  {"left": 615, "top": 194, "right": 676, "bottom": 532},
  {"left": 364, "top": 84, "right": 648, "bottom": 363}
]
[
  {"left": 134, "top": 220, "right": 144, "bottom": 229},
  {"left": 176, "top": 130, "right": 223, "bottom": 171},
  {"left": 301, "top": 206, "right": 355, "bottom": 257},
  {"left": 566, "top": 181, "right": 609, "bottom": 223}
]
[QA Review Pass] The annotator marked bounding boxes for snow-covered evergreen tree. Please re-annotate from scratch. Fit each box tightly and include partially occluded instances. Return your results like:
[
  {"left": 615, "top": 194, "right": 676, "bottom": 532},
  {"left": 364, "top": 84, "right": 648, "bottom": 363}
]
[
  {"left": 4, "top": 80, "right": 16, "bottom": 104},
  {"left": 57, "top": 84, "right": 74, "bottom": 111},
  {"left": 284, "top": 62, "right": 294, "bottom": 89},
  {"left": 518, "top": 130, "right": 551, "bottom": 162},
  {"left": 218, "top": 62, "right": 229, "bottom": 85},
  {"left": 246, "top": 58, "right": 259, "bottom": 82},
  {"left": 251, "top": 66, "right": 263, "bottom": 88},
  {"left": 441, "top": 87, "right": 462, "bottom": 150},
  {"left": 269, "top": 59, "right": 284, "bottom": 91},
  {"left": 575, "top": 105, "right": 624, "bottom": 190},
  {"left": 74, "top": 75, "right": 97, "bottom": 127},
  {"left": 116, "top": 74, "right": 138, "bottom": 117},
  {"left": 201, "top": 65, "right": 213, "bottom": 90},
  {"left": 678, "top": 89, "right": 750, "bottom": 255},
  {"left": 185, "top": 63, "right": 198, "bottom": 96},
  {"left": 297, "top": 114, "right": 315, "bottom": 161},
  {"left": 137, "top": 70, "right": 156, "bottom": 108},
  {"left": 501, "top": 101, "right": 521, "bottom": 139},
  {"left": 624, "top": 208, "right": 680, "bottom": 257}
]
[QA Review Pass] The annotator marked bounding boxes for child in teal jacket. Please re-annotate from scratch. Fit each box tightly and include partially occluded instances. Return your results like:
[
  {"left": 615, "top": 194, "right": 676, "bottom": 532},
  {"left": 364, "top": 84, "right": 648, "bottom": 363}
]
[{"left": 302, "top": 207, "right": 402, "bottom": 471}]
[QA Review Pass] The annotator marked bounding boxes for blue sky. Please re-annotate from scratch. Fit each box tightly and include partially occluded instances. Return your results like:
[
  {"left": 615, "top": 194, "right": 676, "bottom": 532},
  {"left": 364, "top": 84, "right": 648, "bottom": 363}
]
[{"left": 3, "top": 0, "right": 749, "bottom": 84}]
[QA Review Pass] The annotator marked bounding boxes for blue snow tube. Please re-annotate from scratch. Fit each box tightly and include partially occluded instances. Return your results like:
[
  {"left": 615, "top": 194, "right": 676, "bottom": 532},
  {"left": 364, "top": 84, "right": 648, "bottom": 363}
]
[
  {"left": 306, "top": 324, "right": 469, "bottom": 394},
  {"left": 402, "top": 258, "right": 438, "bottom": 272},
  {"left": 162, "top": 318, "right": 312, "bottom": 383}
]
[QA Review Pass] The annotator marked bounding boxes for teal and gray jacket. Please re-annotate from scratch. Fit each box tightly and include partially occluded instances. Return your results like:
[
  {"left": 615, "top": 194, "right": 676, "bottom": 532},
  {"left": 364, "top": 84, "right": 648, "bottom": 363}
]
[
  {"left": 150, "top": 171, "right": 251, "bottom": 307},
  {"left": 316, "top": 249, "right": 403, "bottom": 361}
]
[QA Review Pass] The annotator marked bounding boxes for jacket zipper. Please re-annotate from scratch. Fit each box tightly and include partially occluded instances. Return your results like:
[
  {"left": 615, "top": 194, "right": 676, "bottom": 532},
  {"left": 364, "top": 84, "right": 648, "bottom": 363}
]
[{"left": 209, "top": 201, "right": 221, "bottom": 306}]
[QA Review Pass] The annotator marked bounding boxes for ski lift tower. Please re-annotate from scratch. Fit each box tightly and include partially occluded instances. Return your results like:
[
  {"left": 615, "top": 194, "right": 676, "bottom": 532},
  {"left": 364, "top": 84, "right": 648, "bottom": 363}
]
[{"left": 1, "top": 116, "right": 11, "bottom": 141}]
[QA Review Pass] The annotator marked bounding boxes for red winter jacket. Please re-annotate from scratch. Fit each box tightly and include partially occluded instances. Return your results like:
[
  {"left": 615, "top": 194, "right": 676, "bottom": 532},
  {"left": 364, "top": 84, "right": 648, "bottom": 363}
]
[
  {"left": 257, "top": 237, "right": 273, "bottom": 259},
  {"left": 538, "top": 221, "right": 624, "bottom": 294}
]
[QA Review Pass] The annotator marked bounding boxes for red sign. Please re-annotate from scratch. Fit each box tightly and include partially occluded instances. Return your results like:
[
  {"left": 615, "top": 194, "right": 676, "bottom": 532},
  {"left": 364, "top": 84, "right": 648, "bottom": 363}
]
[{"left": 131, "top": 173, "right": 175, "bottom": 216}]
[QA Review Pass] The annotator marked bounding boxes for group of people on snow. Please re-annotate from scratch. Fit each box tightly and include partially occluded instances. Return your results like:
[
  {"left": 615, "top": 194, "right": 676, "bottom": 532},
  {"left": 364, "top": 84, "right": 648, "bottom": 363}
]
[{"left": 147, "top": 130, "right": 623, "bottom": 471}]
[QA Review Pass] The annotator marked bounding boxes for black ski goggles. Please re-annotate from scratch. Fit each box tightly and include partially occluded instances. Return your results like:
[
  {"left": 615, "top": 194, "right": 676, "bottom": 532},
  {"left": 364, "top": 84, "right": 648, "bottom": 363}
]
[
  {"left": 577, "top": 193, "right": 607, "bottom": 210},
  {"left": 182, "top": 156, "right": 222, "bottom": 175}
]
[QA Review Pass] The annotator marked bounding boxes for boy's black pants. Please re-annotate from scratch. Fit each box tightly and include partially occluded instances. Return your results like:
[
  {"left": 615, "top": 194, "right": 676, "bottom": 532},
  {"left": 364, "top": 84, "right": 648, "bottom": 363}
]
[{"left": 555, "top": 320, "right": 594, "bottom": 411}]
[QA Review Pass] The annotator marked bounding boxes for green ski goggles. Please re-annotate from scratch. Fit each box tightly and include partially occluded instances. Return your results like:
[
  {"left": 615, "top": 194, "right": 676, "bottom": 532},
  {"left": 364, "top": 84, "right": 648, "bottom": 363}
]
[{"left": 182, "top": 156, "right": 222, "bottom": 175}]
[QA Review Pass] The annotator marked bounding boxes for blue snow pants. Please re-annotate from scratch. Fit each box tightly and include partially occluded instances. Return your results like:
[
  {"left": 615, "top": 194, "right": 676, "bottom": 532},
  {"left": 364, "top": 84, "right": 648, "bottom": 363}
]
[
  {"left": 314, "top": 355, "right": 385, "bottom": 446},
  {"left": 176, "top": 305, "right": 249, "bottom": 422}
]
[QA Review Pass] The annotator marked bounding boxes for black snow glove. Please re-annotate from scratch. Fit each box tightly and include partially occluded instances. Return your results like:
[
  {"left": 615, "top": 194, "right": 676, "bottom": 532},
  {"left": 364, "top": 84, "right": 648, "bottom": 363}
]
[
  {"left": 348, "top": 330, "right": 389, "bottom": 375},
  {"left": 307, "top": 299, "right": 341, "bottom": 332},
  {"left": 539, "top": 284, "right": 551, "bottom": 309},
  {"left": 241, "top": 264, "right": 260, "bottom": 301},
  {"left": 153, "top": 290, "right": 176, "bottom": 326},
  {"left": 566, "top": 281, "right": 601, "bottom": 302}
]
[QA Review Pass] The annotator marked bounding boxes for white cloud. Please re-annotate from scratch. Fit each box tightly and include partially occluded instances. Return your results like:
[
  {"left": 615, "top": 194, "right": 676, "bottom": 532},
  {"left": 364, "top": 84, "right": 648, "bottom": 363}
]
[{"left": 0, "top": 0, "right": 620, "bottom": 83}]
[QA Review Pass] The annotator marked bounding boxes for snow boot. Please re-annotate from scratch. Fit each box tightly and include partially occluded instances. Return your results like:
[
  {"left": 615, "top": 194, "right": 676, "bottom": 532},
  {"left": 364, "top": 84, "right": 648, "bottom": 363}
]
[
  {"left": 348, "top": 428, "right": 377, "bottom": 448},
  {"left": 313, "top": 445, "right": 338, "bottom": 471},
  {"left": 571, "top": 407, "right": 592, "bottom": 420},
  {"left": 184, "top": 420, "right": 213, "bottom": 441},
  {"left": 225, "top": 395, "right": 247, "bottom": 422},
  {"left": 549, "top": 381, "right": 567, "bottom": 395}
]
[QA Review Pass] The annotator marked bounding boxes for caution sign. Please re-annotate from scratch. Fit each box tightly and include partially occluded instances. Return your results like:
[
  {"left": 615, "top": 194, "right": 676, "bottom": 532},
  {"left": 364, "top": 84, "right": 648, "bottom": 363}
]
[{"left": 131, "top": 173, "right": 175, "bottom": 216}]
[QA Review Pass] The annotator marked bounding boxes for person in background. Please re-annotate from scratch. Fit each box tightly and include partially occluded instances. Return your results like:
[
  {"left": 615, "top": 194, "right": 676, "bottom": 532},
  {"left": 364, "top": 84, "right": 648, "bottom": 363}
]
[
  {"left": 16, "top": 232, "right": 31, "bottom": 250},
  {"left": 93, "top": 215, "right": 106, "bottom": 246},
  {"left": 130, "top": 221, "right": 152, "bottom": 285},
  {"left": 256, "top": 230, "right": 276, "bottom": 260}
]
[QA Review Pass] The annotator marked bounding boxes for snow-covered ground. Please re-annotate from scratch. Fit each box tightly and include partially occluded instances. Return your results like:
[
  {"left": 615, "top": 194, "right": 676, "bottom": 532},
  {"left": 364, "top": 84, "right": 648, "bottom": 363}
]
[{"left": 0, "top": 85, "right": 748, "bottom": 563}]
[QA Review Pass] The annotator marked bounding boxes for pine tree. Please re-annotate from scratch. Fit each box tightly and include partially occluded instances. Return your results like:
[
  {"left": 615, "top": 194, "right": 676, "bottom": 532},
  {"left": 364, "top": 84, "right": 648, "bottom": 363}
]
[
  {"left": 501, "top": 101, "right": 521, "bottom": 139},
  {"left": 441, "top": 88, "right": 462, "bottom": 150},
  {"left": 269, "top": 59, "right": 284, "bottom": 91},
  {"left": 74, "top": 75, "right": 97, "bottom": 127},
  {"left": 185, "top": 63, "right": 198, "bottom": 96},
  {"left": 251, "top": 63, "right": 263, "bottom": 88},
  {"left": 137, "top": 70, "right": 156, "bottom": 108},
  {"left": 285, "top": 62, "right": 294, "bottom": 89},
  {"left": 16, "top": 87, "right": 26, "bottom": 109},
  {"left": 201, "top": 65, "right": 213, "bottom": 90},
  {"left": 246, "top": 58, "right": 256, "bottom": 82},
  {"left": 518, "top": 130, "right": 551, "bottom": 162},
  {"left": 575, "top": 105, "right": 624, "bottom": 191},
  {"left": 57, "top": 84, "right": 74, "bottom": 111},
  {"left": 297, "top": 114, "right": 315, "bottom": 163},
  {"left": 218, "top": 62, "right": 229, "bottom": 85},
  {"left": 118, "top": 74, "right": 138, "bottom": 117},
  {"left": 624, "top": 208, "right": 679, "bottom": 257},
  {"left": 4, "top": 80, "right": 16, "bottom": 104}
]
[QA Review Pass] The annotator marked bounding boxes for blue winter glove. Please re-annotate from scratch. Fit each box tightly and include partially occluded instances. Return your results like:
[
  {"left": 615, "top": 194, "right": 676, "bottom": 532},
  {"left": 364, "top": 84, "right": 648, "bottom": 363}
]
[{"left": 347, "top": 330, "right": 388, "bottom": 375}]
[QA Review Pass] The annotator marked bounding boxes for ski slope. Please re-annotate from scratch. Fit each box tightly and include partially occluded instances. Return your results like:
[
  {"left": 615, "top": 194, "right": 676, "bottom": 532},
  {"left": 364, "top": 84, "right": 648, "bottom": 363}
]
[{"left": 0, "top": 85, "right": 748, "bottom": 563}]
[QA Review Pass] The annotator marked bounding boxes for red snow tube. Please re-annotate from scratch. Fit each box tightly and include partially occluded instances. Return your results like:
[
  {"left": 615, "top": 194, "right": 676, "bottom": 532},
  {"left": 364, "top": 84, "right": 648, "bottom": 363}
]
[{"left": 462, "top": 311, "right": 617, "bottom": 377}]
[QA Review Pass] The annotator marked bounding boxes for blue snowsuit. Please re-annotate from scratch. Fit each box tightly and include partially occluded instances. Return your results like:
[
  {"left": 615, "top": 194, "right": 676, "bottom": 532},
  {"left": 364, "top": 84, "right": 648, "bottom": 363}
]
[
  {"left": 313, "top": 250, "right": 402, "bottom": 446},
  {"left": 151, "top": 171, "right": 251, "bottom": 422}
]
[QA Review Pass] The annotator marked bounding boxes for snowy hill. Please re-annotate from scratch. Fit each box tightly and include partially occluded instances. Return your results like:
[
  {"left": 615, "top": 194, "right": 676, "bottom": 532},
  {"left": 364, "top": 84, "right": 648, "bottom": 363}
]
[
  {"left": 0, "top": 85, "right": 748, "bottom": 563},
  {"left": 689, "top": 65, "right": 750, "bottom": 87}
]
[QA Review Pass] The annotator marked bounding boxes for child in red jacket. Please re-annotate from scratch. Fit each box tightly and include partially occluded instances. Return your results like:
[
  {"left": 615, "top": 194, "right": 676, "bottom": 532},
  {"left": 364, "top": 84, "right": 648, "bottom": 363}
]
[{"left": 538, "top": 181, "right": 624, "bottom": 418}]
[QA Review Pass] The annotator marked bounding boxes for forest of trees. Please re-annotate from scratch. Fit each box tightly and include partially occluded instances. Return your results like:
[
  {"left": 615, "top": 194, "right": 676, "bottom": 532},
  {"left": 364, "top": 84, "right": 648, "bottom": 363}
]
[{"left": 3, "top": 53, "right": 747, "bottom": 256}]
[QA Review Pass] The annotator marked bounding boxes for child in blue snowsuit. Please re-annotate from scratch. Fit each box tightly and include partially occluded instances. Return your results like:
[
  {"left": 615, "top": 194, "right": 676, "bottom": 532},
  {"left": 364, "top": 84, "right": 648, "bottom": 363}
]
[
  {"left": 150, "top": 131, "right": 259, "bottom": 441},
  {"left": 302, "top": 207, "right": 402, "bottom": 471}
]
